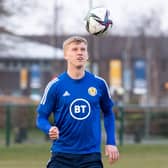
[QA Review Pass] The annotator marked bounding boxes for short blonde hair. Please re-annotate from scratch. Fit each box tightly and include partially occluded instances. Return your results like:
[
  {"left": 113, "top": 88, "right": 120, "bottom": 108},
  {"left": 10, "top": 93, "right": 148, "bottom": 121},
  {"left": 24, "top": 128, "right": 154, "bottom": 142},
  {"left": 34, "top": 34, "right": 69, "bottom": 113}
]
[{"left": 63, "top": 36, "right": 88, "bottom": 51}]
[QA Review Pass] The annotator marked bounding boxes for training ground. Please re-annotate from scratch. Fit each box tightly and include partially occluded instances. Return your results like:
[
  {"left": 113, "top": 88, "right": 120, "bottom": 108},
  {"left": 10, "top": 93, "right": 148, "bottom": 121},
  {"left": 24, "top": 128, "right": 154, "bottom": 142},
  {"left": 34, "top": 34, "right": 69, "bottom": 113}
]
[{"left": 0, "top": 143, "right": 168, "bottom": 168}]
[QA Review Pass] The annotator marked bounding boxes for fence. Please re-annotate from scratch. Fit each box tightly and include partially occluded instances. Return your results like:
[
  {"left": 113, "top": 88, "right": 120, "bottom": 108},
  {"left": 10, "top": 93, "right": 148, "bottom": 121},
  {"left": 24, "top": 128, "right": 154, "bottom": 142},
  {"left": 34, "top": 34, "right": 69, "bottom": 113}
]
[
  {"left": 0, "top": 104, "right": 39, "bottom": 146},
  {"left": 115, "top": 105, "right": 168, "bottom": 145},
  {"left": 0, "top": 104, "right": 168, "bottom": 147}
]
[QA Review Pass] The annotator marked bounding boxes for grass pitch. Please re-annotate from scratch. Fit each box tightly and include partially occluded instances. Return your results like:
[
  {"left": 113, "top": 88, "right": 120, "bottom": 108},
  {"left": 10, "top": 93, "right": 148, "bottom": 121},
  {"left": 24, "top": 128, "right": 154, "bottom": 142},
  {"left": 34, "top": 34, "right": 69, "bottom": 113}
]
[{"left": 0, "top": 143, "right": 168, "bottom": 168}]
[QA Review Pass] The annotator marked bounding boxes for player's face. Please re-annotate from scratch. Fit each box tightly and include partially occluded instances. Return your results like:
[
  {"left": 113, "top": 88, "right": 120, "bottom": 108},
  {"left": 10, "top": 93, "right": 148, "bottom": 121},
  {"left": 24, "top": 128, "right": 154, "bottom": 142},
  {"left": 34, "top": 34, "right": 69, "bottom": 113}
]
[{"left": 64, "top": 42, "right": 88, "bottom": 69}]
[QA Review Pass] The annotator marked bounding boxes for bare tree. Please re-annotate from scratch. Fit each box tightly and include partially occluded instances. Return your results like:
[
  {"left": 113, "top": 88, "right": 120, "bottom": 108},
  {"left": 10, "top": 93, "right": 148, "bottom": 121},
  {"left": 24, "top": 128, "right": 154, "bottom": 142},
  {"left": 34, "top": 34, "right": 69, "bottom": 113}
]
[
  {"left": 0, "top": 0, "right": 7, "bottom": 16},
  {"left": 132, "top": 8, "right": 163, "bottom": 36},
  {"left": 131, "top": 9, "right": 163, "bottom": 105},
  {"left": 0, "top": 0, "right": 36, "bottom": 33},
  {"left": 0, "top": 0, "right": 34, "bottom": 16}
]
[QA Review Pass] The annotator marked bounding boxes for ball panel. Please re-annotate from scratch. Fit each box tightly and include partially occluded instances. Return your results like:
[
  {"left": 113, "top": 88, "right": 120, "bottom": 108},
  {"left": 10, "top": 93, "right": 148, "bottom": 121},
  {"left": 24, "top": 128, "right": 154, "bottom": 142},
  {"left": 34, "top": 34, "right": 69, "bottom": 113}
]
[
  {"left": 85, "top": 7, "right": 113, "bottom": 36},
  {"left": 88, "top": 17, "right": 106, "bottom": 34},
  {"left": 89, "top": 7, "right": 108, "bottom": 21}
]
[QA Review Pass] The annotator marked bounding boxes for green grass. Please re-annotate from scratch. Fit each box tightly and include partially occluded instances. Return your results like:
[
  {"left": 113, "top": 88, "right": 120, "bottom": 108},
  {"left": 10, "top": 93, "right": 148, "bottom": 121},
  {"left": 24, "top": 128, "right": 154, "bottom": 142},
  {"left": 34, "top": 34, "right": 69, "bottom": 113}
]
[
  {"left": 105, "top": 144, "right": 168, "bottom": 168},
  {"left": 0, "top": 143, "right": 49, "bottom": 168},
  {"left": 0, "top": 143, "right": 168, "bottom": 168}
]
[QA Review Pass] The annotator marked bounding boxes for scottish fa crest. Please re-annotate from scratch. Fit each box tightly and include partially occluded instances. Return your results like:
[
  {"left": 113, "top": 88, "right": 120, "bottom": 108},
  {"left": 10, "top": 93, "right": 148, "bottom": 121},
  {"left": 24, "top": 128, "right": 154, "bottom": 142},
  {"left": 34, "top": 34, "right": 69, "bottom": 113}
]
[{"left": 88, "top": 87, "right": 97, "bottom": 96}]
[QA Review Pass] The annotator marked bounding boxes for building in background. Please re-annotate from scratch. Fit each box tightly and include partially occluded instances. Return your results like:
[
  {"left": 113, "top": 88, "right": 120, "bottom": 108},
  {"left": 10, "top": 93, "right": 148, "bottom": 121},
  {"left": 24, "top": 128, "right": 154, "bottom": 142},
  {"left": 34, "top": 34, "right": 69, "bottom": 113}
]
[
  {"left": 0, "top": 33, "right": 168, "bottom": 105},
  {"left": 0, "top": 33, "right": 64, "bottom": 100}
]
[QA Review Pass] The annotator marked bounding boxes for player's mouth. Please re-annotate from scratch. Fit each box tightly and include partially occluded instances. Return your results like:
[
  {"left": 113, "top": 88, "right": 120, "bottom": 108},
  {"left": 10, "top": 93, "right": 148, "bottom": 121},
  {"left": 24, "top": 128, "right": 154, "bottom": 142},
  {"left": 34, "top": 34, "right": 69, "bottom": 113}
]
[{"left": 77, "top": 57, "right": 84, "bottom": 61}]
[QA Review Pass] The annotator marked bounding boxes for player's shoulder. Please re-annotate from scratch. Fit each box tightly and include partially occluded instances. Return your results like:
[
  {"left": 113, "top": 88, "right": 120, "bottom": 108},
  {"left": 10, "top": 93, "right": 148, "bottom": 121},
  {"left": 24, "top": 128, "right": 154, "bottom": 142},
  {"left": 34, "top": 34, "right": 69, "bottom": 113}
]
[
  {"left": 45, "top": 77, "right": 59, "bottom": 92},
  {"left": 87, "top": 71, "right": 107, "bottom": 85},
  {"left": 45, "top": 72, "right": 66, "bottom": 88},
  {"left": 51, "top": 72, "right": 66, "bottom": 81},
  {"left": 94, "top": 75, "right": 106, "bottom": 83}
]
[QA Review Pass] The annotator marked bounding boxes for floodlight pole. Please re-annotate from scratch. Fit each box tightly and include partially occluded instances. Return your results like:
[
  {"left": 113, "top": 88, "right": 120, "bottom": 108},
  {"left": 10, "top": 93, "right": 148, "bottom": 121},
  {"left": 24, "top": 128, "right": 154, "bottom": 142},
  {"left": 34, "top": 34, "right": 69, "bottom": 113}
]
[
  {"left": 51, "top": 0, "right": 63, "bottom": 77},
  {"left": 89, "top": 0, "right": 94, "bottom": 73},
  {"left": 89, "top": 0, "right": 93, "bottom": 9},
  {"left": 123, "top": 37, "right": 132, "bottom": 103},
  {"left": 88, "top": 0, "right": 100, "bottom": 75}
]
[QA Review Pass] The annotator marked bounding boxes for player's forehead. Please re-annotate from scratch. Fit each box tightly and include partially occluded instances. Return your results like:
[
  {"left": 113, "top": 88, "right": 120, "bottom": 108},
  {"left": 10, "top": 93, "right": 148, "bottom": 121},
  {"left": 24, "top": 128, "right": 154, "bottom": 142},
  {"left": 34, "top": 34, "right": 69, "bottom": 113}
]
[
  {"left": 63, "top": 36, "right": 88, "bottom": 49},
  {"left": 68, "top": 41, "right": 87, "bottom": 48}
]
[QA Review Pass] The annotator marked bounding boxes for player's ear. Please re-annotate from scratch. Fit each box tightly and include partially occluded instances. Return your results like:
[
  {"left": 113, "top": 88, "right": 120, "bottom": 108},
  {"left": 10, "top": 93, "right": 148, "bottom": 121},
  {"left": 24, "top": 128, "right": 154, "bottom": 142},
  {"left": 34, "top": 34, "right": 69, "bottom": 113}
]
[{"left": 64, "top": 49, "right": 68, "bottom": 60}]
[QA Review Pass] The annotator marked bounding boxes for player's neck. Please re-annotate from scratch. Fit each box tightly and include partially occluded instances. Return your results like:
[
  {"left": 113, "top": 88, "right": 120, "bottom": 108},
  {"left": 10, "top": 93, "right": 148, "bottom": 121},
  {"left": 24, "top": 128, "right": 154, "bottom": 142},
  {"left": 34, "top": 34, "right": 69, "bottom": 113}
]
[{"left": 67, "top": 67, "right": 85, "bottom": 79}]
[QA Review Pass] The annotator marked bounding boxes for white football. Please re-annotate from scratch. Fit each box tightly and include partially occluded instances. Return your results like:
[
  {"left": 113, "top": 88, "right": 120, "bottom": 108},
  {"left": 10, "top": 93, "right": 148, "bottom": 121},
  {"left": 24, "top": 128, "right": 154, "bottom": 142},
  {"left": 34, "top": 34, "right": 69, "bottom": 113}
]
[{"left": 85, "top": 7, "right": 113, "bottom": 36}]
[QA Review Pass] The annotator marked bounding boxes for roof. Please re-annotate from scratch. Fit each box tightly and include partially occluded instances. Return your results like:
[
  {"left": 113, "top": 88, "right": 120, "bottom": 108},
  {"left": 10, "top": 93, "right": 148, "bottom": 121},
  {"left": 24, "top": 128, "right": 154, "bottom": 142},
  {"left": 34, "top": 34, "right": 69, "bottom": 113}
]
[{"left": 0, "top": 33, "right": 64, "bottom": 60}]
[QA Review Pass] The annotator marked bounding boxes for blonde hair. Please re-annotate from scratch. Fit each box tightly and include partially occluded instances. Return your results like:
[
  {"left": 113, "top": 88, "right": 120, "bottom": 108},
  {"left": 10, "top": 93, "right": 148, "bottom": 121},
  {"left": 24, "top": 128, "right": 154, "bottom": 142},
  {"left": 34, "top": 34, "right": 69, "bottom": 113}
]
[{"left": 63, "top": 36, "right": 88, "bottom": 51}]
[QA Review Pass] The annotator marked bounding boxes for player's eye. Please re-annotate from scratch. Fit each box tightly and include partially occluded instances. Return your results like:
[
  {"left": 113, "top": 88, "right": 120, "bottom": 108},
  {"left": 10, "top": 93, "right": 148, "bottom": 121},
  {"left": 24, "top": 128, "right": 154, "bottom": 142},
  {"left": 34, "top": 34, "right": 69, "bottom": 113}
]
[
  {"left": 81, "top": 48, "right": 86, "bottom": 51},
  {"left": 72, "top": 48, "right": 78, "bottom": 51}
]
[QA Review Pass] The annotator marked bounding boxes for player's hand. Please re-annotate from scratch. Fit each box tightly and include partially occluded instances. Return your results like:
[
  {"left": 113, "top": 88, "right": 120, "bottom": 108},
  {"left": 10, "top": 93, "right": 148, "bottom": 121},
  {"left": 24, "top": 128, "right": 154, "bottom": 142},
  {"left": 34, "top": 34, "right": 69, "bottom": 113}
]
[
  {"left": 49, "top": 126, "right": 59, "bottom": 140},
  {"left": 105, "top": 145, "right": 119, "bottom": 164}
]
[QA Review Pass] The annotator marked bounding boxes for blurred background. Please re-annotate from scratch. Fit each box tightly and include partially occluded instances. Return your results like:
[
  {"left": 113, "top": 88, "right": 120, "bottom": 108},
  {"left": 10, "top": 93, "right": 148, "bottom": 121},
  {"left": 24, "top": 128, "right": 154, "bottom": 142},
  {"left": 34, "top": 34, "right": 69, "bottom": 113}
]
[{"left": 0, "top": 1, "right": 168, "bottom": 167}]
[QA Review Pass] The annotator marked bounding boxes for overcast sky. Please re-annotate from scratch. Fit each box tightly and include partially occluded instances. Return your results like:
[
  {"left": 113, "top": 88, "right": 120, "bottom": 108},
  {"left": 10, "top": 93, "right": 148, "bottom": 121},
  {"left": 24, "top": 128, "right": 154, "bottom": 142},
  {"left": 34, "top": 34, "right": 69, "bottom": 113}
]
[{"left": 4, "top": 0, "right": 168, "bottom": 35}]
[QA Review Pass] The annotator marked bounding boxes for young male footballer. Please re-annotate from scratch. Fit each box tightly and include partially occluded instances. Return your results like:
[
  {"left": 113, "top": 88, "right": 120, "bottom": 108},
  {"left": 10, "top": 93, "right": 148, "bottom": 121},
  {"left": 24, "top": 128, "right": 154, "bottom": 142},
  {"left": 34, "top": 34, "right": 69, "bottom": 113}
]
[{"left": 36, "top": 36, "right": 119, "bottom": 168}]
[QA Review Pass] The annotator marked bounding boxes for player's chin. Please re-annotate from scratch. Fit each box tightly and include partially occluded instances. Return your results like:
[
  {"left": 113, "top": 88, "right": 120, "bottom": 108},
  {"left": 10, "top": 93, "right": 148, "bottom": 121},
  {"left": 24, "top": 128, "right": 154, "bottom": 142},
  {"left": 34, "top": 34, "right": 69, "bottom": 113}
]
[{"left": 76, "top": 64, "right": 85, "bottom": 69}]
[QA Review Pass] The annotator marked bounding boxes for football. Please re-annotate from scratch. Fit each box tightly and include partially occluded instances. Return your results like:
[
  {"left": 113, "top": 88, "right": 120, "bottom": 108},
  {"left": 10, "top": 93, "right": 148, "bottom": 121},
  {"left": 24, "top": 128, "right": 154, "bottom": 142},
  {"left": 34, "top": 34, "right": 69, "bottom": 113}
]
[{"left": 85, "top": 7, "right": 113, "bottom": 36}]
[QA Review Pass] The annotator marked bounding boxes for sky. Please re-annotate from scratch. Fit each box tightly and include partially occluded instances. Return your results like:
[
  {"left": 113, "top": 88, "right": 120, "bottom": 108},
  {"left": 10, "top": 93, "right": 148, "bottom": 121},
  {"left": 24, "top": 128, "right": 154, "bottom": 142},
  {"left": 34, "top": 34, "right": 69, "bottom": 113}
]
[{"left": 2, "top": 0, "right": 168, "bottom": 35}]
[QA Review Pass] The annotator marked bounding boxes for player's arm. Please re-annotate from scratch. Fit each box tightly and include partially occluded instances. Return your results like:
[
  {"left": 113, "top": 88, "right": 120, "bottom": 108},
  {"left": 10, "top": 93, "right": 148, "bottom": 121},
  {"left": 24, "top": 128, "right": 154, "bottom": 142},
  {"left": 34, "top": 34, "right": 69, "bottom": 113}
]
[
  {"left": 36, "top": 79, "right": 58, "bottom": 135},
  {"left": 100, "top": 80, "right": 119, "bottom": 164}
]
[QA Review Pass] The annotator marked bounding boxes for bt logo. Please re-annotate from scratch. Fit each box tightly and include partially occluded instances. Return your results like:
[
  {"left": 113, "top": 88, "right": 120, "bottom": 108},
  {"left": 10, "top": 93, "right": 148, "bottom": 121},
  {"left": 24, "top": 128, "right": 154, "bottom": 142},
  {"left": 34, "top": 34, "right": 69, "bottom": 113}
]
[{"left": 69, "top": 98, "right": 91, "bottom": 120}]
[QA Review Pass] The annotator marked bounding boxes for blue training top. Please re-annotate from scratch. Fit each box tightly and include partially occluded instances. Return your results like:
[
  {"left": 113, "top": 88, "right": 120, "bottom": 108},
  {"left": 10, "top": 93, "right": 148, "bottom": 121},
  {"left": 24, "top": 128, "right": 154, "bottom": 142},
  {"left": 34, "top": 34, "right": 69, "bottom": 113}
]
[{"left": 36, "top": 71, "right": 116, "bottom": 154}]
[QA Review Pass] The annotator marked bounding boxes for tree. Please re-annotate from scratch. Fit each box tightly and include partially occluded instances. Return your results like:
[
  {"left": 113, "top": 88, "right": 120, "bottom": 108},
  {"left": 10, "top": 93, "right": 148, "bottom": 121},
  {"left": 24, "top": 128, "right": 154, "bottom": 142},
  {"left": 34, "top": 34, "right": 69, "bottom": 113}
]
[
  {"left": 0, "top": 0, "right": 10, "bottom": 16},
  {"left": 130, "top": 8, "right": 163, "bottom": 105},
  {"left": 0, "top": 0, "right": 33, "bottom": 16},
  {"left": 0, "top": 0, "right": 35, "bottom": 34}
]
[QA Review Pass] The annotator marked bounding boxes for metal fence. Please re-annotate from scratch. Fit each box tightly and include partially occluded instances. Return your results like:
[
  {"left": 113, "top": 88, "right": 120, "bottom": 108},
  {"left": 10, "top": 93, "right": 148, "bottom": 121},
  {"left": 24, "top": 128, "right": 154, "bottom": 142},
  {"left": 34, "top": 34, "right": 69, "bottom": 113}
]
[
  {"left": 0, "top": 104, "right": 168, "bottom": 147},
  {"left": 115, "top": 105, "right": 168, "bottom": 145}
]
